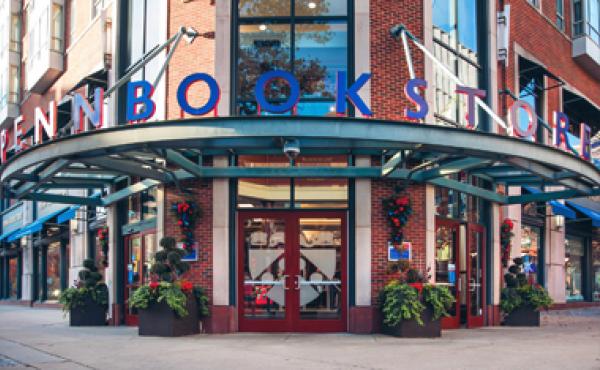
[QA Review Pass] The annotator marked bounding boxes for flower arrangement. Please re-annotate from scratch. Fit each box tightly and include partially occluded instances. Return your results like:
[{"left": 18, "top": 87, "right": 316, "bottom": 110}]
[
  {"left": 97, "top": 227, "right": 109, "bottom": 267},
  {"left": 500, "top": 218, "right": 514, "bottom": 268},
  {"left": 383, "top": 186, "right": 413, "bottom": 247},
  {"left": 500, "top": 257, "right": 552, "bottom": 314},
  {"left": 129, "top": 236, "right": 209, "bottom": 318},
  {"left": 59, "top": 258, "right": 108, "bottom": 313},
  {"left": 171, "top": 201, "right": 201, "bottom": 254}
]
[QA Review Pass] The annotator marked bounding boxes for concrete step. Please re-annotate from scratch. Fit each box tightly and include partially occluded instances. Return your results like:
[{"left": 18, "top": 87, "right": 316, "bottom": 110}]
[{"left": 541, "top": 307, "right": 600, "bottom": 327}]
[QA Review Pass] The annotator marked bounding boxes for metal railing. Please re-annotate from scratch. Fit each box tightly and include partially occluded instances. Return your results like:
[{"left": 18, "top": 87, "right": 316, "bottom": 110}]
[{"left": 573, "top": 20, "right": 600, "bottom": 45}]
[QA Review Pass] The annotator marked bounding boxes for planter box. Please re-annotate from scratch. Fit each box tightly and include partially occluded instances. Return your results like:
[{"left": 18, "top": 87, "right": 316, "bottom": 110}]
[
  {"left": 382, "top": 307, "right": 441, "bottom": 338},
  {"left": 138, "top": 296, "right": 199, "bottom": 337},
  {"left": 69, "top": 296, "right": 107, "bottom": 326},
  {"left": 503, "top": 305, "right": 540, "bottom": 326}
]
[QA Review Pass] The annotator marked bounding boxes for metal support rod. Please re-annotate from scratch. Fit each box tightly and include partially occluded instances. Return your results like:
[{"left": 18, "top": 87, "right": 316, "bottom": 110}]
[
  {"left": 152, "top": 31, "right": 185, "bottom": 90},
  {"left": 400, "top": 30, "right": 415, "bottom": 80}
]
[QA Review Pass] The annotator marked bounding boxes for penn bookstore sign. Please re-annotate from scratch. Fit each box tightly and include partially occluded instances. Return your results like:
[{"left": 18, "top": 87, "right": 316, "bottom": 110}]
[{"left": 0, "top": 70, "right": 592, "bottom": 163}]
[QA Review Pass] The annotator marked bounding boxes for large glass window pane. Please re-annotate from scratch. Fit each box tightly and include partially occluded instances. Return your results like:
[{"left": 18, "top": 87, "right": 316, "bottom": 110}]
[
  {"left": 9, "top": 257, "right": 18, "bottom": 298},
  {"left": 457, "top": 0, "right": 478, "bottom": 53},
  {"left": 47, "top": 243, "right": 61, "bottom": 300},
  {"left": 295, "top": 0, "right": 347, "bottom": 16},
  {"left": 142, "top": 187, "right": 157, "bottom": 220},
  {"left": 238, "top": 179, "right": 292, "bottom": 208},
  {"left": 295, "top": 178, "right": 348, "bottom": 208},
  {"left": 433, "top": 0, "right": 457, "bottom": 48},
  {"left": 295, "top": 22, "right": 347, "bottom": 99},
  {"left": 243, "top": 218, "right": 287, "bottom": 319},
  {"left": 565, "top": 236, "right": 585, "bottom": 302},
  {"left": 520, "top": 225, "right": 541, "bottom": 284},
  {"left": 239, "top": 0, "right": 291, "bottom": 17},
  {"left": 51, "top": 4, "right": 63, "bottom": 52},
  {"left": 435, "top": 224, "right": 458, "bottom": 318}
]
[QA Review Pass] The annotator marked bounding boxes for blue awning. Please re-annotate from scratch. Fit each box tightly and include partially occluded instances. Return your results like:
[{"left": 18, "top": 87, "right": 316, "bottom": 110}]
[
  {"left": 523, "top": 186, "right": 576, "bottom": 219},
  {"left": 0, "top": 229, "right": 19, "bottom": 242},
  {"left": 57, "top": 205, "right": 81, "bottom": 224},
  {"left": 566, "top": 200, "right": 600, "bottom": 227},
  {"left": 8, "top": 207, "right": 70, "bottom": 241}
]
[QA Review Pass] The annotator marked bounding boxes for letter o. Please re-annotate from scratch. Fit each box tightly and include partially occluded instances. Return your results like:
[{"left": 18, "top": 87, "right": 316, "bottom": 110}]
[
  {"left": 177, "top": 73, "right": 220, "bottom": 116},
  {"left": 255, "top": 70, "right": 300, "bottom": 114},
  {"left": 509, "top": 100, "right": 538, "bottom": 138}
]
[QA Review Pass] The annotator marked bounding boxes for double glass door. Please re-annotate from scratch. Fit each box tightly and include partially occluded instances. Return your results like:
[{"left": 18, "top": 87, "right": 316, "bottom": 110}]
[
  {"left": 238, "top": 211, "right": 346, "bottom": 332},
  {"left": 124, "top": 231, "right": 157, "bottom": 325},
  {"left": 435, "top": 218, "right": 486, "bottom": 329}
]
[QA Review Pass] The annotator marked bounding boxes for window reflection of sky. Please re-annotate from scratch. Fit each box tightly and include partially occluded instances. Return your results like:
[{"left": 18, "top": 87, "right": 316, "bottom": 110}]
[{"left": 433, "top": 0, "right": 478, "bottom": 53}]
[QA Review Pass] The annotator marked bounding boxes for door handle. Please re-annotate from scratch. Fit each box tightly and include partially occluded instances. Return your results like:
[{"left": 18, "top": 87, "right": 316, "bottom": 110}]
[
  {"left": 294, "top": 275, "right": 302, "bottom": 290},
  {"left": 281, "top": 275, "right": 289, "bottom": 290}
]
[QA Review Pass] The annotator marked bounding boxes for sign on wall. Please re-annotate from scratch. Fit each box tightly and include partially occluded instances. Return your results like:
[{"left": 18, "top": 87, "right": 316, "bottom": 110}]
[{"left": 388, "top": 241, "right": 412, "bottom": 261}]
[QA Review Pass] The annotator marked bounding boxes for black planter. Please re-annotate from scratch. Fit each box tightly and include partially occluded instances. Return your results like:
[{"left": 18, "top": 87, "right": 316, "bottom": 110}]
[
  {"left": 503, "top": 305, "right": 540, "bottom": 326},
  {"left": 138, "top": 295, "right": 199, "bottom": 337},
  {"left": 382, "top": 307, "right": 441, "bottom": 338},
  {"left": 69, "top": 296, "right": 107, "bottom": 326}
]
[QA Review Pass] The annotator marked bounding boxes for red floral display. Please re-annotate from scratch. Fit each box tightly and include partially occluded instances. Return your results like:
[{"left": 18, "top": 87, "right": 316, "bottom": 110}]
[
  {"left": 500, "top": 218, "right": 515, "bottom": 268},
  {"left": 171, "top": 201, "right": 201, "bottom": 254},
  {"left": 97, "top": 227, "right": 109, "bottom": 267},
  {"left": 149, "top": 281, "right": 159, "bottom": 290},
  {"left": 180, "top": 280, "right": 194, "bottom": 294},
  {"left": 383, "top": 186, "right": 413, "bottom": 247}
]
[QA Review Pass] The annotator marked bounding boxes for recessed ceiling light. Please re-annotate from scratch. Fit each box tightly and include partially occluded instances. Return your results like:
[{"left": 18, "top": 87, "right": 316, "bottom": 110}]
[
  {"left": 308, "top": 2, "right": 317, "bottom": 9},
  {"left": 259, "top": 24, "right": 267, "bottom": 31}
]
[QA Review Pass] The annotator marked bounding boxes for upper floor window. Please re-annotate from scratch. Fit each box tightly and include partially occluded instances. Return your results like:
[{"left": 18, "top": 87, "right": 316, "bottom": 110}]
[
  {"left": 51, "top": 3, "right": 63, "bottom": 52},
  {"left": 235, "top": 0, "right": 351, "bottom": 116},
  {"left": 574, "top": 0, "right": 600, "bottom": 44},
  {"left": 10, "top": 13, "right": 20, "bottom": 52},
  {"left": 92, "top": 0, "right": 104, "bottom": 20},
  {"left": 557, "top": 0, "right": 565, "bottom": 30},
  {"left": 528, "top": 0, "right": 541, "bottom": 8},
  {"left": 432, "top": 0, "right": 482, "bottom": 128}
]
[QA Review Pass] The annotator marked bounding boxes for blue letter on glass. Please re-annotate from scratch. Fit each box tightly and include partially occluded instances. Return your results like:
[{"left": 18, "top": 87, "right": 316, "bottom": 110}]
[
  {"left": 255, "top": 70, "right": 300, "bottom": 114},
  {"left": 126, "top": 80, "right": 156, "bottom": 121},
  {"left": 336, "top": 72, "right": 372, "bottom": 117}
]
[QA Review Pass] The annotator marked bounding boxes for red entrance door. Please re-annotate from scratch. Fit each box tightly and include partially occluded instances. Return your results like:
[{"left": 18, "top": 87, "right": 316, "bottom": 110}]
[
  {"left": 466, "top": 223, "right": 486, "bottom": 328},
  {"left": 124, "top": 231, "right": 157, "bottom": 326},
  {"left": 238, "top": 211, "right": 347, "bottom": 332}
]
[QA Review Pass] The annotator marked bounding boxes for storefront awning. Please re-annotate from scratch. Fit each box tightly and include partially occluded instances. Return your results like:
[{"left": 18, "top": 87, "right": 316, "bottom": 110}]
[
  {"left": 565, "top": 200, "right": 600, "bottom": 227},
  {"left": 0, "top": 229, "right": 19, "bottom": 242},
  {"left": 8, "top": 207, "right": 71, "bottom": 241},
  {"left": 57, "top": 205, "right": 81, "bottom": 224},
  {"left": 523, "top": 187, "right": 577, "bottom": 219}
]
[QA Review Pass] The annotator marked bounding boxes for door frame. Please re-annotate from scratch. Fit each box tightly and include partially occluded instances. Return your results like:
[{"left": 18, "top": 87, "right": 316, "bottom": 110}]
[
  {"left": 436, "top": 217, "right": 461, "bottom": 329},
  {"left": 466, "top": 223, "right": 486, "bottom": 328},
  {"left": 237, "top": 210, "right": 347, "bottom": 332},
  {"left": 123, "top": 229, "right": 156, "bottom": 326}
]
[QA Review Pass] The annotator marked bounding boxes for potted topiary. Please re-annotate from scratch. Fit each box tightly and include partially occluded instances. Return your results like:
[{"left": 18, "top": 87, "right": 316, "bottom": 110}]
[
  {"left": 129, "top": 236, "right": 209, "bottom": 336},
  {"left": 59, "top": 258, "right": 108, "bottom": 326},
  {"left": 380, "top": 273, "right": 454, "bottom": 337},
  {"left": 501, "top": 257, "right": 553, "bottom": 326}
]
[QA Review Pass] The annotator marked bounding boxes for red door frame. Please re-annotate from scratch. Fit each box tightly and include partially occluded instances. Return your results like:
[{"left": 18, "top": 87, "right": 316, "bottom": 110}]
[
  {"left": 237, "top": 210, "right": 347, "bottom": 332},
  {"left": 466, "top": 223, "right": 486, "bottom": 328},
  {"left": 124, "top": 229, "right": 156, "bottom": 326},
  {"left": 436, "top": 218, "right": 461, "bottom": 330}
]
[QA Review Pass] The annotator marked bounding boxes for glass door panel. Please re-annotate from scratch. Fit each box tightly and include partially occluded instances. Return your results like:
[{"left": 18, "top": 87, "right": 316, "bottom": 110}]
[
  {"left": 126, "top": 235, "right": 142, "bottom": 319},
  {"left": 241, "top": 217, "right": 288, "bottom": 322},
  {"left": 143, "top": 233, "right": 157, "bottom": 283},
  {"left": 435, "top": 219, "right": 460, "bottom": 329},
  {"left": 467, "top": 224, "right": 485, "bottom": 328},
  {"left": 298, "top": 218, "right": 342, "bottom": 320}
]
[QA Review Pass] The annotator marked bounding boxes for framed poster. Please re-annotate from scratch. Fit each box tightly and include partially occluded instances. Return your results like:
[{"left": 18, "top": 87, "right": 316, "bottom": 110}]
[
  {"left": 178, "top": 242, "right": 199, "bottom": 262},
  {"left": 388, "top": 241, "right": 412, "bottom": 261}
]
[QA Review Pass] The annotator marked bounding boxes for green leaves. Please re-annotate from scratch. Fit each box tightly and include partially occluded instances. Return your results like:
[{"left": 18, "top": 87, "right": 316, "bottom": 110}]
[
  {"left": 501, "top": 258, "right": 553, "bottom": 314},
  {"left": 422, "top": 284, "right": 455, "bottom": 321},
  {"left": 129, "top": 282, "right": 211, "bottom": 319},
  {"left": 381, "top": 281, "right": 425, "bottom": 326}
]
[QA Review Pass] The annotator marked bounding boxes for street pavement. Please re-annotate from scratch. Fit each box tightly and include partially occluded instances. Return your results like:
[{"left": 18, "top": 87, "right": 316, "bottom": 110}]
[{"left": 0, "top": 305, "right": 599, "bottom": 370}]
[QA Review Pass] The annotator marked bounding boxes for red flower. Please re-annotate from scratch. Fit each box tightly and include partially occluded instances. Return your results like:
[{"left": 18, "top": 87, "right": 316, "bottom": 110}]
[
  {"left": 149, "top": 281, "right": 159, "bottom": 290},
  {"left": 181, "top": 281, "right": 193, "bottom": 293},
  {"left": 178, "top": 220, "right": 183, "bottom": 226}
]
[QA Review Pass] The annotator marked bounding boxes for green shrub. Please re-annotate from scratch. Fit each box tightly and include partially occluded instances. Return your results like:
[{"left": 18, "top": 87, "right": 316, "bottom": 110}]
[
  {"left": 380, "top": 281, "right": 425, "bottom": 326},
  {"left": 59, "top": 258, "right": 108, "bottom": 313},
  {"left": 422, "top": 284, "right": 455, "bottom": 320},
  {"left": 500, "top": 258, "right": 553, "bottom": 314}
]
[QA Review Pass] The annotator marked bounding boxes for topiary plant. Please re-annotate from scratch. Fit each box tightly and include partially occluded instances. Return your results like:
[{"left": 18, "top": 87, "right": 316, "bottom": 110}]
[
  {"left": 380, "top": 280, "right": 425, "bottom": 326},
  {"left": 151, "top": 237, "right": 190, "bottom": 282},
  {"left": 59, "top": 258, "right": 108, "bottom": 313},
  {"left": 500, "top": 257, "right": 552, "bottom": 314}
]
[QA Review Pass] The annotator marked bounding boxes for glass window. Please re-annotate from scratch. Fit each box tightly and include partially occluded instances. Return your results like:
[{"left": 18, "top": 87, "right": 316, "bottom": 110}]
[
  {"left": 92, "top": 0, "right": 103, "bottom": 19},
  {"left": 521, "top": 225, "right": 541, "bottom": 284},
  {"left": 556, "top": 0, "right": 565, "bottom": 31},
  {"left": 127, "top": 181, "right": 157, "bottom": 224},
  {"left": 565, "top": 236, "right": 585, "bottom": 302},
  {"left": 70, "top": 0, "right": 76, "bottom": 41},
  {"left": 51, "top": 4, "right": 64, "bottom": 52},
  {"left": 9, "top": 257, "right": 18, "bottom": 299},
  {"left": 432, "top": 0, "right": 481, "bottom": 128},
  {"left": 236, "top": 0, "right": 349, "bottom": 116},
  {"left": 46, "top": 243, "right": 61, "bottom": 301},
  {"left": 294, "top": 178, "right": 348, "bottom": 208},
  {"left": 10, "top": 13, "right": 20, "bottom": 52},
  {"left": 593, "top": 238, "right": 600, "bottom": 301},
  {"left": 9, "top": 65, "right": 19, "bottom": 104}
]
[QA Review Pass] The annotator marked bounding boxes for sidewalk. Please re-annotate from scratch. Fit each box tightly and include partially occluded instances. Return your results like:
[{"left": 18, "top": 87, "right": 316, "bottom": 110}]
[{"left": 0, "top": 305, "right": 598, "bottom": 370}]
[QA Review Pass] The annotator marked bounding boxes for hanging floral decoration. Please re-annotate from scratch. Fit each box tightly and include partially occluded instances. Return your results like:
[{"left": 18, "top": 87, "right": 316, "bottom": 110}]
[
  {"left": 383, "top": 185, "right": 413, "bottom": 248},
  {"left": 500, "top": 218, "right": 514, "bottom": 268},
  {"left": 97, "top": 227, "right": 109, "bottom": 267},
  {"left": 171, "top": 201, "right": 202, "bottom": 254}
]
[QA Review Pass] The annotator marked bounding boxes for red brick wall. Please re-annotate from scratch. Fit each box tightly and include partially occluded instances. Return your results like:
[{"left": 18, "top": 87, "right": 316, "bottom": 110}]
[
  {"left": 164, "top": 179, "right": 214, "bottom": 303},
  {"left": 370, "top": 0, "right": 425, "bottom": 120},
  {"left": 371, "top": 181, "right": 427, "bottom": 303}
]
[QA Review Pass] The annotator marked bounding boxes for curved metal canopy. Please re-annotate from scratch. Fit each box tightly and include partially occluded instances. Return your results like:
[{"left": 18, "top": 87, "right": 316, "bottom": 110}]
[{"left": 2, "top": 116, "right": 599, "bottom": 206}]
